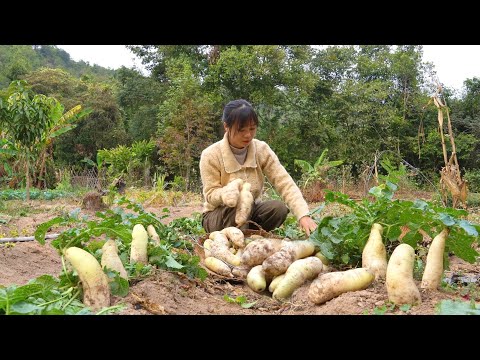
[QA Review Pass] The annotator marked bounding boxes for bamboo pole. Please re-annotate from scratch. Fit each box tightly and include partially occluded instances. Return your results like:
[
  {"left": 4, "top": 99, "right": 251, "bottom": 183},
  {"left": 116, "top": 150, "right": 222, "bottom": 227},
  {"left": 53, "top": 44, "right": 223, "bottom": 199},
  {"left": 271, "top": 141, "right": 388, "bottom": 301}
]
[
  {"left": 0, "top": 233, "right": 60, "bottom": 243},
  {"left": 433, "top": 97, "right": 449, "bottom": 167},
  {"left": 444, "top": 105, "right": 462, "bottom": 182}
]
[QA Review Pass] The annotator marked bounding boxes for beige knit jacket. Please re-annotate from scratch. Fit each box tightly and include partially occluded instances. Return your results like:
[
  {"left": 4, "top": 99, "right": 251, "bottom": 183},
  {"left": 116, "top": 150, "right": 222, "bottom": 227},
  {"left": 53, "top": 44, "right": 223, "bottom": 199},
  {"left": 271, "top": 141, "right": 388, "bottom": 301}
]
[{"left": 199, "top": 133, "right": 310, "bottom": 221}]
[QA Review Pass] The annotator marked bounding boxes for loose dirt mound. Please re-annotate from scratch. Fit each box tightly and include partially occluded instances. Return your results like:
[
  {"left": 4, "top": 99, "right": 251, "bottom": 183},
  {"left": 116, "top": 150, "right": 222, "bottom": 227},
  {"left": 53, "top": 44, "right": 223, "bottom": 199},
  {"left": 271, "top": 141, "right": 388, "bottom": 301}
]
[
  {"left": 114, "top": 266, "right": 462, "bottom": 315},
  {"left": 0, "top": 241, "right": 62, "bottom": 286}
]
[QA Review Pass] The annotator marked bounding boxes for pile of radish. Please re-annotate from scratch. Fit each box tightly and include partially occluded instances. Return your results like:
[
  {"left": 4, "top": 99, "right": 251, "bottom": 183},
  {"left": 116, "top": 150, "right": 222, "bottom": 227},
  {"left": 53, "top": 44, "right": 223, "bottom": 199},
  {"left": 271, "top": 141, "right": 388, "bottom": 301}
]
[
  {"left": 204, "top": 221, "right": 450, "bottom": 307},
  {"left": 202, "top": 227, "right": 327, "bottom": 300}
]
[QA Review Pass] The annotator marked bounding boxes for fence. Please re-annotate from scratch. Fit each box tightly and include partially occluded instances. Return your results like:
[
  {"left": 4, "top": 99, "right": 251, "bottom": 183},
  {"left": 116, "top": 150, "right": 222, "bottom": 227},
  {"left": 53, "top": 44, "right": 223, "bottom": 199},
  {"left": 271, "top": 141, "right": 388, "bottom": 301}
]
[{"left": 69, "top": 168, "right": 108, "bottom": 189}]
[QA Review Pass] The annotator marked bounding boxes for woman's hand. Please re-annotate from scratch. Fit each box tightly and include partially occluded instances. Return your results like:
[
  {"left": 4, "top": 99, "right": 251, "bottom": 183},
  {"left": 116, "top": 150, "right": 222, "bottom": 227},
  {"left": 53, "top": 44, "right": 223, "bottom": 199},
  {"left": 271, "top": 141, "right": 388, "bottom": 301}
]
[{"left": 299, "top": 216, "right": 317, "bottom": 237}]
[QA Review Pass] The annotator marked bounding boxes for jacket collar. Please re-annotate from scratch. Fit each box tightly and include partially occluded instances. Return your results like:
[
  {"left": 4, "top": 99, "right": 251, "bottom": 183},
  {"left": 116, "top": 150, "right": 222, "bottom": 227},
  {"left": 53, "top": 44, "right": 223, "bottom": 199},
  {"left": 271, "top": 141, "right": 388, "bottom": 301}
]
[{"left": 220, "top": 132, "right": 257, "bottom": 173}]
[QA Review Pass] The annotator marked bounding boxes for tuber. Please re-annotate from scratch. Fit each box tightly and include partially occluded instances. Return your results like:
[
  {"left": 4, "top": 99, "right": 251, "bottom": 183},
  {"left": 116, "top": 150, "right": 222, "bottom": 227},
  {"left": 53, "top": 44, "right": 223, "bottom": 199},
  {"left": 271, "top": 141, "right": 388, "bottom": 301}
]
[
  {"left": 241, "top": 238, "right": 283, "bottom": 267},
  {"left": 221, "top": 227, "right": 245, "bottom": 248},
  {"left": 235, "top": 182, "right": 254, "bottom": 226},
  {"left": 262, "top": 242, "right": 295, "bottom": 278},
  {"left": 421, "top": 228, "right": 449, "bottom": 290},
  {"left": 268, "top": 274, "right": 285, "bottom": 293},
  {"left": 362, "top": 223, "right": 387, "bottom": 280},
  {"left": 231, "top": 264, "right": 251, "bottom": 279},
  {"left": 147, "top": 224, "right": 160, "bottom": 245},
  {"left": 262, "top": 239, "right": 316, "bottom": 278},
  {"left": 314, "top": 251, "right": 330, "bottom": 272},
  {"left": 204, "top": 257, "right": 233, "bottom": 277},
  {"left": 101, "top": 240, "right": 128, "bottom": 280},
  {"left": 130, "top": 224, "right": 149, "bottom": 264},
  {"left": 210, "top": 232, "right": 241, "bottom": 266},
  {"left": 64, "top": 246, "right": 110, "bottom": 311},
  {"left": 273, "top": 257, "right": 323, "bottom": 300},
  {"left": 314, "top": 250, "right": 330, "bottom": 265},
  {"left": 386, "top": 243, "right": 421, "bottom": 306},
  {"left": 203, "top": 238, "right": 213, "bottom": 258},
  {"left": 308, "top": 268, "right": 374, "bottom": 305},
  {"left": 247, "top": 265, "right": 269, "bottom": 292}
]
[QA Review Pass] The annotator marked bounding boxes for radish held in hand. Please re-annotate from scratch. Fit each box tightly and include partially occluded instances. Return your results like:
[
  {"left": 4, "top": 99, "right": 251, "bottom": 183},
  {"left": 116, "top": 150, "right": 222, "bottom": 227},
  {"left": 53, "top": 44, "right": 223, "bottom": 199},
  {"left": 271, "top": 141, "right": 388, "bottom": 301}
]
[
  {"left": 235, "top": 182, "right": 254, "bottom": 226},
  {"left": 221, "top": 178, "right": 244, "bottom": 207}
]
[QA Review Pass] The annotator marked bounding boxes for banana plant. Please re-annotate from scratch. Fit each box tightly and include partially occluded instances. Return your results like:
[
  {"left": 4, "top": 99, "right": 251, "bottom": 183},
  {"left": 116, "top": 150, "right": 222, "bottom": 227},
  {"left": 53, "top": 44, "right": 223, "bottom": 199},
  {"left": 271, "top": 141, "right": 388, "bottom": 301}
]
[
  {"left": 0, "top": 80, "right": 92, "bottom": 196},
  {"left": 35, "top": 103, "right": 92, "bottom": 188},
  {"left": 0, "top": 80, "right": 57, "bottom": 200},
  {"left": 294, "top": 149, "right": 344, "bottom": 188}
]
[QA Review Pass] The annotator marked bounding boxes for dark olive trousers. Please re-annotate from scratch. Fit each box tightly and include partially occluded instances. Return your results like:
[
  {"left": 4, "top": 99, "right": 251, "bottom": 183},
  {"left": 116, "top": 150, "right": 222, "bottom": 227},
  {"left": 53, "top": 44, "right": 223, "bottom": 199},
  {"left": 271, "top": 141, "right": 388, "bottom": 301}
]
[{"left": 202, "top": 200, "right": 289, "bottom": 232}]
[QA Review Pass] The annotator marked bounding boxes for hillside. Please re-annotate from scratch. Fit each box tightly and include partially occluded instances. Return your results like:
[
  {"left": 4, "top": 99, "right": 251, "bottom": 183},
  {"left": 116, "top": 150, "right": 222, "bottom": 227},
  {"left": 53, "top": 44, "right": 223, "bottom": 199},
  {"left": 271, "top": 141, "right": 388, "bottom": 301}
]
[{"left": 0, "top": 45, "right": 115, "bottom": 88}]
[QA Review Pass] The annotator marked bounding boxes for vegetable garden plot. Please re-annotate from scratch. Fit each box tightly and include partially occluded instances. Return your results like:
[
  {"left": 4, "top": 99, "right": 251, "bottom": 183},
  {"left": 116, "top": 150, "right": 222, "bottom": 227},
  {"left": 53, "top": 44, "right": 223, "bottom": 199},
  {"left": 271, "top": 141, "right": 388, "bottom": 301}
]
[{"left": 1, "top": 193, "right": 479, "bottom": 315}]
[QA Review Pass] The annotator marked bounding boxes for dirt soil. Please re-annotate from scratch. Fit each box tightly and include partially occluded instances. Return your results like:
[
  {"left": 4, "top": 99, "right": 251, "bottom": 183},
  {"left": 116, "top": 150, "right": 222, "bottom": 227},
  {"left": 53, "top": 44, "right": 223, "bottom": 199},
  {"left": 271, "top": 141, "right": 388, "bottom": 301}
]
[{"left": 1, "top": 199, "right": 478, "bottom": 315}]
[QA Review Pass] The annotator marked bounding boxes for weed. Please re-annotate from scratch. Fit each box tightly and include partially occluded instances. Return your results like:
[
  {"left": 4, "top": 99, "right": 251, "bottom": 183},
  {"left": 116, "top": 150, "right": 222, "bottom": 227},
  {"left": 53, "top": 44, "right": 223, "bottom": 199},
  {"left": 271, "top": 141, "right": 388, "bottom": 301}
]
[{"left": 224, "top": 294, "right": 257, "bottom": 309}]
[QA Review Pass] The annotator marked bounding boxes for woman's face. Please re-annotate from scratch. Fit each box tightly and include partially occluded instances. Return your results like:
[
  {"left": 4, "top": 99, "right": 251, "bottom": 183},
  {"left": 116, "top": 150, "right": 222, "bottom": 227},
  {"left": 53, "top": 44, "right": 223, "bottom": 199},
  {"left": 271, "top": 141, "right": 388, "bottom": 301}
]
[{"left": 224, "top": 121, "right": 257, "bottom": 149}]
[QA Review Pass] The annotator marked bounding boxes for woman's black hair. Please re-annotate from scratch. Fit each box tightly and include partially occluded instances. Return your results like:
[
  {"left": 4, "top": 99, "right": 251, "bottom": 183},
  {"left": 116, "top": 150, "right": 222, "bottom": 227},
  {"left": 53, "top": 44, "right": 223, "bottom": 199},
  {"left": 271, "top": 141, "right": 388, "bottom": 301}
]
[{"left": 222, "top": 99, "right": 259, "bottom": 132}]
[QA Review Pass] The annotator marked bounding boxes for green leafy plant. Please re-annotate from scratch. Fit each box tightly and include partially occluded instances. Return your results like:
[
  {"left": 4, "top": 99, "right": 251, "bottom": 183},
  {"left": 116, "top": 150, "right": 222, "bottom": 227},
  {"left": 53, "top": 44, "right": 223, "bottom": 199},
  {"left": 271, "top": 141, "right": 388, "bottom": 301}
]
[
  {"left": 363, "top": 302, "right": 410, "bottom": 315},
  {"left": 309, "top": 164, "right": 480, "bottom": 267},
  {"left": 223, "top": 294, "right": 257, "bottom": 309},
  {"left": 294, "top": 149, "right": 344, "bottom": 189},
  {"left": 30, "top": 197, "right": 208, "bottom": 314},
  {"left": 96, "top": 140, "right": 155, "bottom": 186},
  {"left": 273, "top": 214, "right": 305, "bottom": 239},
  {"left": 54, "top": 169, "right": 73, "bottom": 192},
  {"left": 373, "top": 302, "right": 395, "bottom": 315},
  {"left": 436, "top": 299, "right": 480, "bottom": 315},
  {"left": 0, "top": 274, "right": 108, "bottom": 315},
  {"left": 34, "top": 197, "right": 206, "bottom": 280},
  {"left": 153, "top": 172, "right": 168, "bottom": 191}
]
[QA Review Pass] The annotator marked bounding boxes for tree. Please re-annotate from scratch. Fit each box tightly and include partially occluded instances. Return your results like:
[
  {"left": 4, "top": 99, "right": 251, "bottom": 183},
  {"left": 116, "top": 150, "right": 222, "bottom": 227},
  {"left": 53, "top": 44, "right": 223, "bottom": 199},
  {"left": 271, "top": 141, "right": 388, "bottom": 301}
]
[
  {"left": 24, "top": 68, "right": 128, "bottom": 166},
  {"left": 115, "top": 66, "right": 165, "bottom": 141},
  {"left": 0, "top": 80, "right": 57, "bottom": 200},
  {"left": 156, "top": 57, "right": 217, "bottom": 190},
  {"left": 126, "top": 45, "right": 209, "bottom": 83},
  {"left": 0, "top": 80, "right": 90, "bottom": 195}
]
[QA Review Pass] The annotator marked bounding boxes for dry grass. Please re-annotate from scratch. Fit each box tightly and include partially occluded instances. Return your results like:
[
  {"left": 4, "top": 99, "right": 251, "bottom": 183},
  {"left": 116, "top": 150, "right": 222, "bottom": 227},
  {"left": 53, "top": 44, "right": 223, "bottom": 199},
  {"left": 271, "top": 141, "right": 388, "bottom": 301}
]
[{"left": 124, "top": 188, "right": 203, "bottom": 207}]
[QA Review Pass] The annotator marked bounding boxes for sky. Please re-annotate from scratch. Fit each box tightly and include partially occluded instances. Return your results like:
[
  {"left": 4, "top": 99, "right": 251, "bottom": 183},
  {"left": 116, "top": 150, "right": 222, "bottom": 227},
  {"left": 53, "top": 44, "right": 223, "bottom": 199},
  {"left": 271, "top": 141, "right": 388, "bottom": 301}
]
[
  {"left": 421, "top": 45, "right": 480, "bottom": 93},
  {"left": 57, "top": 45, "right": 146, "bottom": 73},
  {"left": 57, "top": 45, "right": 480, "bottom": 93}
]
